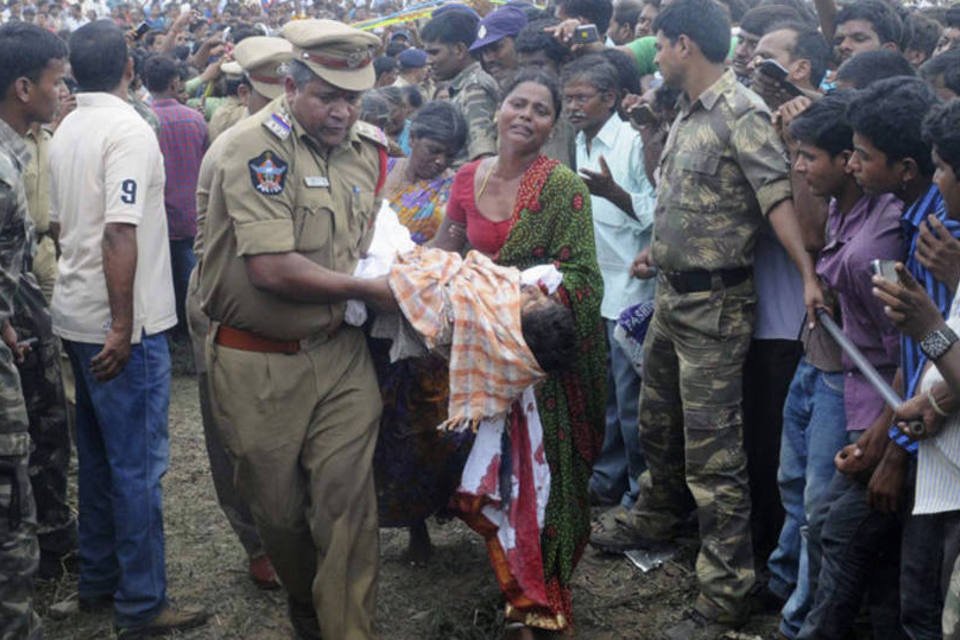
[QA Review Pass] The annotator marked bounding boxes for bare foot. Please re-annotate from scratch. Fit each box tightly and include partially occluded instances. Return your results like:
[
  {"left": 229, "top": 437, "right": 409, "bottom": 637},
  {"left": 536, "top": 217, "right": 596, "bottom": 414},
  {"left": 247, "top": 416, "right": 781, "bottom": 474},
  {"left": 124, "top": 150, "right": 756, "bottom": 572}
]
[{"left": 405, "top": 520, "right": 432, "bottom": 567}]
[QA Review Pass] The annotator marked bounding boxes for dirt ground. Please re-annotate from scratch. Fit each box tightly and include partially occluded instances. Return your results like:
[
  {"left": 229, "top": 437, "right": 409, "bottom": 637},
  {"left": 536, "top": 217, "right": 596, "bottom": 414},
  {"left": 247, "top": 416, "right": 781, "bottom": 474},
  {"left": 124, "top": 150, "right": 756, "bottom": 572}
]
[{"left": 36, "top": 371, "right": 781, "bottom": 640}]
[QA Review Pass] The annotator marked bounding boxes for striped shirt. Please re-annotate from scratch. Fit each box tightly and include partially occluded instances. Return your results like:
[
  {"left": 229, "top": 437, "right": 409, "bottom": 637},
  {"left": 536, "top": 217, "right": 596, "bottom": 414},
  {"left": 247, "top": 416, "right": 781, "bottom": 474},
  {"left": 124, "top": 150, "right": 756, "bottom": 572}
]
[
  {"left": 890, "top": 185, "right": 960, "bottom": 454},
  {"left": 914, "top": 290, "right": 960, "bottom": 515}
]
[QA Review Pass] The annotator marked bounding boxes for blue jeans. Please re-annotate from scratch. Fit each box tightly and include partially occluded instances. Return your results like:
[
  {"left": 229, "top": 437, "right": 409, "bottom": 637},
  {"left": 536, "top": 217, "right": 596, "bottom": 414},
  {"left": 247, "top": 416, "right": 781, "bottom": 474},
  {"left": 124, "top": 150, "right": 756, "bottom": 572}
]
[
  {"left": 65, "top": 334, "right": 170, "bottom": 626},
  {"left": 766, "top": 360, "right": 847, "bottom": 639},
  {"left": 168, "top": 238, "right": 196, "bottom": 334},
  {"left": 589, "top": 319, "right": 645, "bottom": 507}
]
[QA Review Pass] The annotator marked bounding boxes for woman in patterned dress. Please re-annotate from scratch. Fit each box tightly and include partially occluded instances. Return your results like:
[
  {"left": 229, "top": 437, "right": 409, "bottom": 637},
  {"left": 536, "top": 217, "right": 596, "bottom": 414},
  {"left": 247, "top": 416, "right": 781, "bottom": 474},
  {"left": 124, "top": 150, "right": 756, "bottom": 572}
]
[{"left": 432, "top": 70, "right": 606, "bottom": 639}]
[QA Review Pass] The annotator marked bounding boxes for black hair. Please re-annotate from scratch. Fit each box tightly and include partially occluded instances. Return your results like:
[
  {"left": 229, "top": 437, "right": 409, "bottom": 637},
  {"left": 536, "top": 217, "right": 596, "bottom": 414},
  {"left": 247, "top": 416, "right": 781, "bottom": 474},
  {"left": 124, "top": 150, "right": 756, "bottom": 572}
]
[
  {"left": 652, "top": 0, "right": 732, "bottom": 63},
  {"left": 515, "top": 18, "right": 569, "bottom": 68},
  {"left": 923, "top": 99, "right": 960, "bottom": 178},
  {"left": 408, "top": 100, "right": 467, "bottom": 154},
  {"left": 402, "top": 84, "right": 423, "bottom": 109},
  {"left": 69, "top": 20, "right": 129, "bottom": 93},
  {"left": 521, "top": 297, "right": 577, "bottom": 374},
  {"left": 288, "top": 59, "right": 317, "bottom": 89},
  {"left": 846, "top": 76, "right": 940, "bottom": 177},
  {"left": 835, "top": 0, "right": 903, "bottom": 48},
  {"left": 757, "top": 0, "right": 820, "bottom": 28},
  {"left": 501, "top": 68, "right": 562, "bottom": 121},
  {"left": 717, "top": 0, "right": 750, "bottom": 24},
  {"left": 556, "top": 0, "right": 613, "bottom": 33},
  {"left": 373, "top": 55, "right": 397, "bottom": 79},
  {"left": 947, "top": 4, "right": 960, "bottom": 29},
  {"left": 600, "top": 48, "right": 643, "bottom": 95},
  {"left": 143, "top": 54, "right": 178, "bottom": 93},
  {"left": 0, "top": 21, "right": 68, "bottom": 99},
  {"left": 143, "top": 29, "right": 164, "bottom": 49},
  {"left": 904, "top": 13, "right": 942, "bottom": 60},
  {"left": 788, "top": 89, "right": 855, "bottom": 157},
  {"left": 229, "top": 25, "right": 260, "bottom": 45},
  {"left": 739, "top": 4, "right": 802, "bottom": 37},
  {"left": 834, "top": 49, "right": 914, "bottom": 88},
  {"left": 612, "top": 0, "right": 643, "bottom": 30},
  {"left": 224, "top": 75, "right": 249, "bottom": 97},
  {"left": 420, "top": 10, "right": 479, "bottom": 48},
  {"left": 768, "top": 20, "right": 831, "bottom": 86},
  {"left": 384, "top": 40, "right": 407, "bottom": 57},
  {"left": 920, "top": 48, "right": 960, "bottom": 96},
  {"left": 562, "top": 53, "right": 620, "bottom": 97}
]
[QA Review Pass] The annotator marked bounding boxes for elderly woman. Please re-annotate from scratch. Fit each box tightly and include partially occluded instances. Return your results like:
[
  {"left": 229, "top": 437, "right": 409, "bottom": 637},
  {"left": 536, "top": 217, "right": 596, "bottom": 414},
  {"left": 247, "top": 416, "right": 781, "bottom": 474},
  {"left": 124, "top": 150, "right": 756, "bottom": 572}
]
[
  {"left": 433, "top": 69, "right": 605, "bottom": 639},
  {"left": 372, "top": 100, "right": 469, "bottom": 563}
]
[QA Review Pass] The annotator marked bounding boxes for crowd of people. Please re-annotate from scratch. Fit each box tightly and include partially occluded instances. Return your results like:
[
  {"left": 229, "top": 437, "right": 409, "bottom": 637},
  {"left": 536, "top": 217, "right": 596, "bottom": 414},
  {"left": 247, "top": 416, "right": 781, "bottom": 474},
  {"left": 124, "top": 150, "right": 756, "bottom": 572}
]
[{"left": 2, "top": 0, "right": 960, "bottom": 638}]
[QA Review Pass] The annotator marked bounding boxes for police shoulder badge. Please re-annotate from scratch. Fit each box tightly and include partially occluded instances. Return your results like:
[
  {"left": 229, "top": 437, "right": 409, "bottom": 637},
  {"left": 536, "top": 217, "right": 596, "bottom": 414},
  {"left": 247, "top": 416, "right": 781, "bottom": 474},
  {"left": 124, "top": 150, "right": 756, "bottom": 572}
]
[{"left": 248, "top": 151, "right": 288, "bottom": 196}]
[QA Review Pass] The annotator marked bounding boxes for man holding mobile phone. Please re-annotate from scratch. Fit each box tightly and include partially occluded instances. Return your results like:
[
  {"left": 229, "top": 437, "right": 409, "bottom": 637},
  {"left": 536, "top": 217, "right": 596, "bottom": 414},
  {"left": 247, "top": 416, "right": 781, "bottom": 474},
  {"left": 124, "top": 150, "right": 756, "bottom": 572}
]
[{"left": 747, "top": 22, "right": 829, "bottom": 109}]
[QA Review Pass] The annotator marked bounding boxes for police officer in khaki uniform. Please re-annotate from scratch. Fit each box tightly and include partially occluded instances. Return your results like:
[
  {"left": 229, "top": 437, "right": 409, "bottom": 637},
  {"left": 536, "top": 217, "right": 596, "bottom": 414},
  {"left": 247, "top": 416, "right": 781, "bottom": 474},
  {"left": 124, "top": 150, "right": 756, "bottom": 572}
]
[
  {"left": 186, "top": 34, "right": 292, "bottom": 590},
  {"left": 205, "top": 63, "right": 246, "bottom": 144},
  {"left": 199, "top": 20, "right": 387, "bottom": 640}
]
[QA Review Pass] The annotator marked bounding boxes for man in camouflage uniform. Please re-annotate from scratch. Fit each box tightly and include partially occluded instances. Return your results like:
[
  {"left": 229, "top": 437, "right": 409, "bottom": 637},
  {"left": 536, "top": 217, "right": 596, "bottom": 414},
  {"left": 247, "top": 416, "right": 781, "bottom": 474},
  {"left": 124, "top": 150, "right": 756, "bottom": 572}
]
[
  {"left": 0, "top": 20, "right": 68, "bottom": 640},
  {"left": 590, "top": 0, "right": 823, "bottom": 637},
  {"left": 422, "top": 9, "right": 499, "bottom": 165},
  {"left": 19, "top": 108, "right": 76, "bottom": 582}
]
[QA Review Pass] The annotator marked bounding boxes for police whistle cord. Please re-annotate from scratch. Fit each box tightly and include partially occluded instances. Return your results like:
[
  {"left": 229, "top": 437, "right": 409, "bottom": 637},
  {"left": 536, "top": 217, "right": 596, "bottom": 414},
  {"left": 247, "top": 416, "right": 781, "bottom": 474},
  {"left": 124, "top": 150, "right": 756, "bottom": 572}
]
[{"left": 816, "top": 308, "right": 925, "bottom": 437}]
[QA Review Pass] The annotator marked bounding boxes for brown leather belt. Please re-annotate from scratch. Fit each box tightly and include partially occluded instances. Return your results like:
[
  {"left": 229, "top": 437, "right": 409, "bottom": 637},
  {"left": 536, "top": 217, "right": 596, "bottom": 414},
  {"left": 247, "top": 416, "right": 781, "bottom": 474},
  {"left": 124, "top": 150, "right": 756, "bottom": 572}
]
[{"left": 214, "top": 325, "right": 300, "bottom": 354}]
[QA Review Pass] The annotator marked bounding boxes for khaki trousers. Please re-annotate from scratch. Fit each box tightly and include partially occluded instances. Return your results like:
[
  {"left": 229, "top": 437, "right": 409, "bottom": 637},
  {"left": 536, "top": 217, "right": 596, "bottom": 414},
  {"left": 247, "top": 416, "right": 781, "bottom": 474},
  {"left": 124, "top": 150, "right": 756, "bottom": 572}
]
[{"left": 207, "top": 326, "right": 382, "bottom": 640}]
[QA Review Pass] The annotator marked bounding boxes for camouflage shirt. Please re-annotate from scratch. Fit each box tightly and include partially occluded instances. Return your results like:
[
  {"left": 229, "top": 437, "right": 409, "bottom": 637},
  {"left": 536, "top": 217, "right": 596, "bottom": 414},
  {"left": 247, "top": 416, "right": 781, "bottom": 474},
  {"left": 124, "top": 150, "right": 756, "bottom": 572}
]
[
  {"left": 652, "top": 69, "right": 792, "bottom": 273},
  {"left": 449, "top": 61, "right": 499, "bottom": 165},
  {"left": 0, "top": 117, "right": 29, "bottom": 326}
]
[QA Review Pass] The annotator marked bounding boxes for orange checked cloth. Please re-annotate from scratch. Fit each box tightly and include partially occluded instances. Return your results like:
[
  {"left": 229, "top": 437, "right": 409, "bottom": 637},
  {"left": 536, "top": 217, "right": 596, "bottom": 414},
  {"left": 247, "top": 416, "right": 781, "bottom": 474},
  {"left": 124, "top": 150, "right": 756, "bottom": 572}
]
[{"left": 387, "top": 247, "right": 546, "bottom": 430}]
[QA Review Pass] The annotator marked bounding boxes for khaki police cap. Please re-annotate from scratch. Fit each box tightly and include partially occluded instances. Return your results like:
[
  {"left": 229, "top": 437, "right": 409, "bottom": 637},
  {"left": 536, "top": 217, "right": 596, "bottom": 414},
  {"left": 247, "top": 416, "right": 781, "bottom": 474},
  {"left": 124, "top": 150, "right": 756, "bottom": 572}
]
[
  {"left": 233, "top": 36, "right": 293, "bottom": 100},
  {"left": 281, "top": 19, "right": 380, "bottom": 92},
  {"left": 221, "top": 60, "right": 243, "bottom": 77}
]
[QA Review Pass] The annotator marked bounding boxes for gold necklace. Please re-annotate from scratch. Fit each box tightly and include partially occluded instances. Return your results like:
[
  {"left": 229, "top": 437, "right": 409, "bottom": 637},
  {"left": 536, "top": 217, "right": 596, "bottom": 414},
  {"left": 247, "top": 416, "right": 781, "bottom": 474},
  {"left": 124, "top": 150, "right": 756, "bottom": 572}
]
[{"left": 476, "top": 158, "right": 497, "bottom": 199}]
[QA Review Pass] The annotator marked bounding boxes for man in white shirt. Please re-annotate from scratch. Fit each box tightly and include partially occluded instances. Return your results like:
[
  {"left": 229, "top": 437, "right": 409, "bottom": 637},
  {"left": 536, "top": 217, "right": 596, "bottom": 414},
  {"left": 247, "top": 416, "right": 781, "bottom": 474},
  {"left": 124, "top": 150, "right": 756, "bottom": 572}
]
[
  {"left": 49, "top": 20, "right": 207, "bottom": 639},
  {"left": 562, "top": 53, "right": 656, "bottom": 510}
]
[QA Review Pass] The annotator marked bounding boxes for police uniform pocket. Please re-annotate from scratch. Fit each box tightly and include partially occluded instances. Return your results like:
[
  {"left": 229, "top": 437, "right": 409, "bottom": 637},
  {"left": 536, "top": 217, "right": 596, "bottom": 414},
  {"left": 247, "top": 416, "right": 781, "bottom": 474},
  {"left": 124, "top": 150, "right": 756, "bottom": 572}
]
[
  {"left": 350, "top": 190, "right": 378, "bottom": 258},
  {"left": 293, "top": 204, "right": 333, "bottom": 257}
]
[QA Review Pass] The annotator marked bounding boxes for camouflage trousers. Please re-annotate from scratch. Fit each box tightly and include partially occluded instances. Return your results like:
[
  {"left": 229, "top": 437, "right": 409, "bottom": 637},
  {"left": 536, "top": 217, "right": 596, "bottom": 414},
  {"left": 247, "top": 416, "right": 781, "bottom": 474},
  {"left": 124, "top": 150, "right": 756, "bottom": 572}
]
[
  {"left": 629, "top": 278, "right": 756, "bottom": 621},
  {"left": 0, "top": 344, "right": 41, "bottom": 640},
  {"left": 12, "top": 275, "right": 76, "bottom": 560}
]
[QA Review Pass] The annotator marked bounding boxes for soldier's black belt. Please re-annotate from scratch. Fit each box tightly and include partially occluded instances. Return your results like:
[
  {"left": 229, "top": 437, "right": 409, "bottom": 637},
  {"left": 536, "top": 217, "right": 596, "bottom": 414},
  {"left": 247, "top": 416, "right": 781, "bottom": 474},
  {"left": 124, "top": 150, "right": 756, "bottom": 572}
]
[{"left": 664, "top": 267, "right": 752, "bottom": 294}]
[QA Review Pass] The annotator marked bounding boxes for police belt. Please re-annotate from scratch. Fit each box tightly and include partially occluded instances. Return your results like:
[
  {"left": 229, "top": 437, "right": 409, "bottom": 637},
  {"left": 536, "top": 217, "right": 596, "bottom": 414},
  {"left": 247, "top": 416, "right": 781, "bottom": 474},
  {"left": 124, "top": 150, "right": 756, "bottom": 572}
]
[
  {"left": 664, "top": 266, "right": 752, "bottom": 294},
  {"left": 214, "top": 325, "right": 301, "bottom": 355}
]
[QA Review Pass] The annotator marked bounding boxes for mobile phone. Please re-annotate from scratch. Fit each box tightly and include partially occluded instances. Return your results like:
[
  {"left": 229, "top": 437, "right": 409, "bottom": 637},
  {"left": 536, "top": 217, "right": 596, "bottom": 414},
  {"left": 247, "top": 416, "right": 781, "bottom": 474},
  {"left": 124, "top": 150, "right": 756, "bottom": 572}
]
[
  {"left": 132, "top": 20, "right": 150, "bottom": 40},
  {"left": 573, "top": 23, "right": 599, "bottom": 44},
  {"left": 628, "top": 103, "right": 658, "bottom": 127},
  {"left": 758, "top": 59, "right": 804, "bottom": 97},
  {"left": 871, "top": 259, "right": 899, "bottom": 284}
]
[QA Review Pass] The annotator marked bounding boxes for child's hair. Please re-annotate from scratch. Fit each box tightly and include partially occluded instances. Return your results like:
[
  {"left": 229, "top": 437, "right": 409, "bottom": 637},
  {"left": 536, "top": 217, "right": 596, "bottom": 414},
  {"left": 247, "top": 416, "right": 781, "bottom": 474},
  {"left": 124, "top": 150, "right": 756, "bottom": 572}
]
[{"left": 521, "top": 296, "right": 577, "bottom": 374}]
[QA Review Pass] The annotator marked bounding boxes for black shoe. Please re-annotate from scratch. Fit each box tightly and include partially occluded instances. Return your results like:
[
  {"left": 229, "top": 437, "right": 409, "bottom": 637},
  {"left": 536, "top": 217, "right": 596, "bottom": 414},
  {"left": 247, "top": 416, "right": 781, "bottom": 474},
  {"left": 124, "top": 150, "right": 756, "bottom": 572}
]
[
  {"left": 79, "top": 593, "right": 114, "bottom": 613},
  {"left": 749, "top": 582, "right": 787, "bottom": 614}
]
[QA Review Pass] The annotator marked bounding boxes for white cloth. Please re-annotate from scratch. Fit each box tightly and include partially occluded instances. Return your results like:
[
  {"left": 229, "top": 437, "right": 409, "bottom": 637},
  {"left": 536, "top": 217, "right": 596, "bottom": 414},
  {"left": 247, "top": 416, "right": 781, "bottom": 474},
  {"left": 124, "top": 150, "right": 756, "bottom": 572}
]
[
  {"left": 50, "top": 92, "right": 176, "bottom": 344},
  {"left": 915, "top": 287, "right": 960, "bottom": 515},
  {"left": 574, "top": 114, "right": 656, "bottom": 319}
]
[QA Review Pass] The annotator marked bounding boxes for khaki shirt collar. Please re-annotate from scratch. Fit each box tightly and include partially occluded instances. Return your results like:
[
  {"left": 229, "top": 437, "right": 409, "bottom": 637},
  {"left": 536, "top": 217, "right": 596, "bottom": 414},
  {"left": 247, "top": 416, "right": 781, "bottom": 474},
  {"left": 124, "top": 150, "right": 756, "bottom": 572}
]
[{"left": 679, "top": 68, "right": 737, "bottom": 118}]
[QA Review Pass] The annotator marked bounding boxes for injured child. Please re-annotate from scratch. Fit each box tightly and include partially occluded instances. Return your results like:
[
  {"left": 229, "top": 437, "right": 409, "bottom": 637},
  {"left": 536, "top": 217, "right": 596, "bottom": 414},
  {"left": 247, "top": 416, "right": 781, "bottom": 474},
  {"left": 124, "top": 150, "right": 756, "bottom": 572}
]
[{"left": 350, "top": 245, "right": 576, "bottom": 429}]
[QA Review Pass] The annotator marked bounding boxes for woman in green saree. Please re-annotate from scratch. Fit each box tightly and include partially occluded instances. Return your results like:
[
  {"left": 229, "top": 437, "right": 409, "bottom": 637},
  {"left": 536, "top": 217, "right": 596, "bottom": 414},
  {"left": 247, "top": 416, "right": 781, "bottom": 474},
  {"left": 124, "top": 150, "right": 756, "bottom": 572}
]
[{"left": 432, "top": 70, "right": 606, "bottom": 638}]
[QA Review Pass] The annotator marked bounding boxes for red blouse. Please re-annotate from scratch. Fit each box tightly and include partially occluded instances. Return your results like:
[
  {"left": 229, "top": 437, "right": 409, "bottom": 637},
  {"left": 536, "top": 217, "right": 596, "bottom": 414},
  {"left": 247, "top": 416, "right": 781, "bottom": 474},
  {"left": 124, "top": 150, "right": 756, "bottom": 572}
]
[{"left": 446, "top": 160, "right": 517, "bottom": 256}]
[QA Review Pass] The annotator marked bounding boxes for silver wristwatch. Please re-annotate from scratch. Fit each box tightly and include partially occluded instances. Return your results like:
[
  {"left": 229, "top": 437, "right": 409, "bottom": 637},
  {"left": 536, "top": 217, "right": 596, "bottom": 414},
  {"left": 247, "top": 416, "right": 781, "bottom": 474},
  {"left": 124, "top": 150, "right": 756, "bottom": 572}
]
[{"left": 920, "top": 326, "right": 959, "bottom": 361}]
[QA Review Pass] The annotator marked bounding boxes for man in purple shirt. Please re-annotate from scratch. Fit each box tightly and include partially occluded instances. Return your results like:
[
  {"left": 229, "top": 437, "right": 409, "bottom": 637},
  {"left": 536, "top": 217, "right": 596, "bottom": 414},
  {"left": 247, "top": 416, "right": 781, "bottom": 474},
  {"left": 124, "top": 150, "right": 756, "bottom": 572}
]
[{"left": 146, "top": 55, "right": 207, "bottom": 336}]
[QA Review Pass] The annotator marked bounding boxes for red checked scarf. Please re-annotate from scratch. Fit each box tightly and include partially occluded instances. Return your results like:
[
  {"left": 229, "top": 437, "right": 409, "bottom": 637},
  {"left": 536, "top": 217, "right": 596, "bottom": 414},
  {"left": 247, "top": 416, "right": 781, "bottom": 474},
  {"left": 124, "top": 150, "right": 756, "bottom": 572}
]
[{"left": 387, "top": 246, "right": 546, "bottom": 430}]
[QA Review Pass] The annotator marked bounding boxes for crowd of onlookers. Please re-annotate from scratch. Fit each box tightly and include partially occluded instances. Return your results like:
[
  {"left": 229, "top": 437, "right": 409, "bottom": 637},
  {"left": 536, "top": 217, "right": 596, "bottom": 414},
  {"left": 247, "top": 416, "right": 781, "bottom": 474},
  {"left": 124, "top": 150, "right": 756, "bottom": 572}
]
[{"left": 4, "top": 0, "right": 960, "bottom": 638}]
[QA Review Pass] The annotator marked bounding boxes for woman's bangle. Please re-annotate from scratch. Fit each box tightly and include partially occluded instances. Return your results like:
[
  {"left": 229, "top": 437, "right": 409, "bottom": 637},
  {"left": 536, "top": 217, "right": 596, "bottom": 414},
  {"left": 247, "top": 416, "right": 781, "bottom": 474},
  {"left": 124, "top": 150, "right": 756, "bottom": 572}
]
[{"left": 927, "top": 388, "right": 952, "bottom": 418}]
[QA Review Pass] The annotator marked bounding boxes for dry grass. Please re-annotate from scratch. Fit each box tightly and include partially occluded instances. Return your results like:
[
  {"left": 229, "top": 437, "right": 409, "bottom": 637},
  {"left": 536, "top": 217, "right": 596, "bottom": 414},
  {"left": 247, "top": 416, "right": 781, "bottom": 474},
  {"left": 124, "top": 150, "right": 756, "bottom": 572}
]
[{"left": 35, "top": 372, "right": 780, "bottom": 640}]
